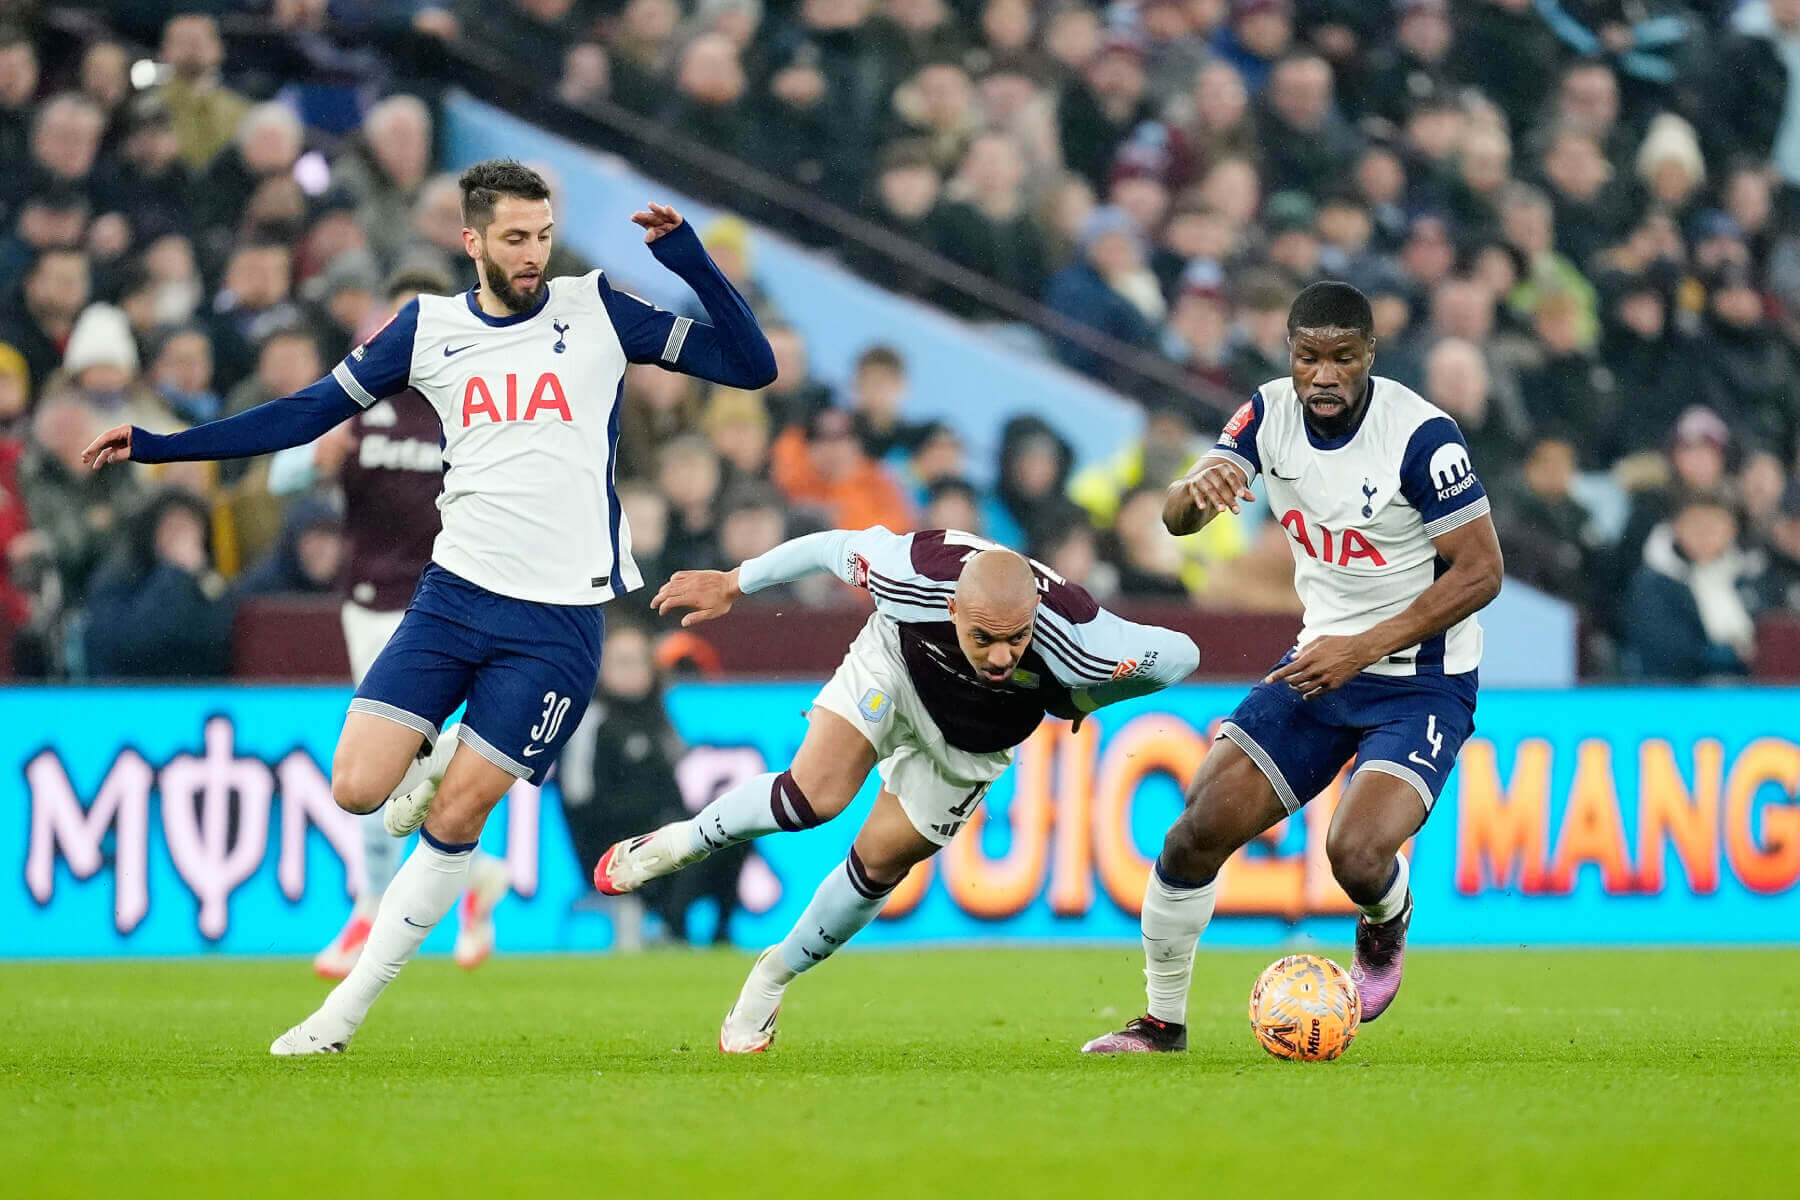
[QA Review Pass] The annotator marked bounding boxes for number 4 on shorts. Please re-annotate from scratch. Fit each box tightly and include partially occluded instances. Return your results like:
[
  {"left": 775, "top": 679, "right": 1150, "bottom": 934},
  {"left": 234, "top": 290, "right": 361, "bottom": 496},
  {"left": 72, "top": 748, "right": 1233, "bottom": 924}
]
[{"left": 1407, "top": 715, "right": 1444, "bottom": 771}]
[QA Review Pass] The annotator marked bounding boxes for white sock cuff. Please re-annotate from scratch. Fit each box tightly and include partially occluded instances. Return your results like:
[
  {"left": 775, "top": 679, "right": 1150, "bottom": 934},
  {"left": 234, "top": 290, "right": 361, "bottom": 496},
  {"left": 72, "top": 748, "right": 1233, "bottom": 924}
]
[{"left": 1360, "top": 853, "right": 1410, "bottom": 924}]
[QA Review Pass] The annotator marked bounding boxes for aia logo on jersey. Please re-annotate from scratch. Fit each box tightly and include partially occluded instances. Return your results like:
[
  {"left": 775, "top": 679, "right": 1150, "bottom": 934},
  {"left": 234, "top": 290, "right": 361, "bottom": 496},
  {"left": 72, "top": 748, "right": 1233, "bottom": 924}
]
[
  {"left": 1430, "top": 443, "right": 1477, "bottom": 501},
  {"left": 849, "top": 553, "right": 871, "bottom": 588},
  {"left": 461, "top": 372, "right": 573, "bottom": 426},
  {"left": 1281, "top": 510, "right": 1387, "bottom": 567},
  {"left": 1224, "top": 401, "right": 1255, "bottom": 438}
]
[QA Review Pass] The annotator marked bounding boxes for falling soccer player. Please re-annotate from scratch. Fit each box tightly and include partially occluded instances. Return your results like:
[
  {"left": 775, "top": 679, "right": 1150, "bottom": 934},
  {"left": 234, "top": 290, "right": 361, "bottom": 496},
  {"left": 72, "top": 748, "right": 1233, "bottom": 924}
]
[
  {"left": 598, "top": 526, "right": 1200, "bottom": 1052},
  {"left": 83, "top": 159, "right": 776, "bottom": 1053},
  {"left": 1084, "top": 280, "right": 1503, "bottom": 1053}
]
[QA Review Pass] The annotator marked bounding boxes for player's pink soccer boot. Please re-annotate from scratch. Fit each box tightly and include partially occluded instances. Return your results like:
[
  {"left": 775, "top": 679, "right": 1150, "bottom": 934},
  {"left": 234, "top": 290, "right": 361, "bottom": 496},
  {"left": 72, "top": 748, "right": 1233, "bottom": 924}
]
[
  {"left": 1350, "top": 894, "right": 1412, "bottom": 1021},
  {"left": 313, "top": 903, "right": 376, "bottom": 980},
  {"left": 453, "top": 856, "right": 510, "bottom": 970},
  {"left": 1081, "top": 1015, "right": 1187, "bottom": 1053}
]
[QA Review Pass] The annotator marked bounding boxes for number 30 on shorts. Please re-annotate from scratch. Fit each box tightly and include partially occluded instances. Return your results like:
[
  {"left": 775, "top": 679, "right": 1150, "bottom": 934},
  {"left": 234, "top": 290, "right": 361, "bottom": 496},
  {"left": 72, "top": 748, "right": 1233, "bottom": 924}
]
[{"left": 531, "top": 691, "right": 571, "bottom": 744}]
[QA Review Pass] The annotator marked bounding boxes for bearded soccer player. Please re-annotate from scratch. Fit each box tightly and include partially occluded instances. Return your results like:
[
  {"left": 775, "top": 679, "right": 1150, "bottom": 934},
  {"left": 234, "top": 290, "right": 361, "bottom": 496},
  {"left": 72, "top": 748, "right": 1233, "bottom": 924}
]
[
  {"left": 597, "top": 527, "right": 1200, "bottom": 1052},
  {"left": 83, "top": 159, "right": 776, "bottom": 1054},
  {"left": 1083, "top": 281, "right": 1503, "bottom": 1053}
]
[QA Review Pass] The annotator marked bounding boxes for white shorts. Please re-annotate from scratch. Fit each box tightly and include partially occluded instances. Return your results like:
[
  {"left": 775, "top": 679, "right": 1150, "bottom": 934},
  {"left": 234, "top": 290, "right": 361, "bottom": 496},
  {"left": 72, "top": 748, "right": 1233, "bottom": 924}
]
[
  {"left": 811, "top": 615, "right": 1015, "bottom": 846},
  {"left": 341, "top": 602, "right": 406, "bottom": 685}
]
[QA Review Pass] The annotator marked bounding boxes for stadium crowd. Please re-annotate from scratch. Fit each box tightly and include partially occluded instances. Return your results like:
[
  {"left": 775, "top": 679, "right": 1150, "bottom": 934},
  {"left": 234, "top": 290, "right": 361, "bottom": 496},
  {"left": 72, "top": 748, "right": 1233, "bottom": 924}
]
[{"left": 3, "top": 1, "right": 1800, "bottom": 685}]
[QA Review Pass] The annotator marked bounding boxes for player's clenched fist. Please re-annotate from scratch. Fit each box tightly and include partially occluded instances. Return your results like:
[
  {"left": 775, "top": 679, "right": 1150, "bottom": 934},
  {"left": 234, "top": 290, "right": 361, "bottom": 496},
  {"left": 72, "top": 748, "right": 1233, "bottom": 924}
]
[
  {"left": 652, "top": 566, "right": 742, "bottom": 626},
  {"left": 81, "top": 424, "right": 134, "bottom": 470}
]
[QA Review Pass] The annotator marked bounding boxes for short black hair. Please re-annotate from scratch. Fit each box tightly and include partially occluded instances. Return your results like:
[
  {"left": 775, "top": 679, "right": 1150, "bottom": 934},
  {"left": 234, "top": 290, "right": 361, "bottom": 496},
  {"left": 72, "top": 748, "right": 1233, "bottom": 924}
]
[
  {"left": 458, "top": 159, "right": 551, "bottom": 233},
  {"left": 855, "top": 344, "right": 905, "bottom": 374},
  {"left": 385, "top": 265, "right": 453, "bottom": 301},
  {"left": 925, "top": 476, "right": 978, "bottom": 507},
  {"left": 1287, "top": 280, "right": 1374, "bottom": 339}
]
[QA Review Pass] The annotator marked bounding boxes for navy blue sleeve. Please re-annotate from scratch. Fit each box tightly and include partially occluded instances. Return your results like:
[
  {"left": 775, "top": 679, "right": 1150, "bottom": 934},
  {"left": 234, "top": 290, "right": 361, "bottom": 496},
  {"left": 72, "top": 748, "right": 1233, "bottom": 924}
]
[
  {"left": 131, "top": 376, "right": 362, "bottom": 464},
  {"left": 330, "top": 298, "right": 419, "bottom": 406},
  {"left": 1399, "top": 416, "right": 1491, "bottom": 536},
  {"left": 598, "top": 222, "right": 776, "bottom": 388},
  {"left": 1206, "top": 391, "right": 1264, "bottom": 478}
]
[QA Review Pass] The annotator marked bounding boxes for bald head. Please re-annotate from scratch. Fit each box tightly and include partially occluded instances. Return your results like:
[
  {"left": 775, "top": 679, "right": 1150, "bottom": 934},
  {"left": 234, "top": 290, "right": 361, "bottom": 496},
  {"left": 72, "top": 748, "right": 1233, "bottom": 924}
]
[{"left": 950, "top": 548, "right": 1040, "bottom": 682}]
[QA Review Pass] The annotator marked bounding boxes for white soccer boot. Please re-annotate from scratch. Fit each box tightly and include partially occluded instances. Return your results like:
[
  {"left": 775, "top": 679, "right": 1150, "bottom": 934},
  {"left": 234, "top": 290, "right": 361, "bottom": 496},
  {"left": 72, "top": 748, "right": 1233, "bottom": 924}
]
[
  {"left": 384, "top": 726, "right": 460, "bottom": 837},
  {"left": 719, "top": 948, "right": 794, "bottom": 1054},
  {"left": 593, "top": 821, "right": 709, "bottom": 895},
  {"left": 453, "top": 855, "right": 510, "bottom": 970},
  {"left": 270, "top": 1007, "right": 357, "bottom": 1056}
]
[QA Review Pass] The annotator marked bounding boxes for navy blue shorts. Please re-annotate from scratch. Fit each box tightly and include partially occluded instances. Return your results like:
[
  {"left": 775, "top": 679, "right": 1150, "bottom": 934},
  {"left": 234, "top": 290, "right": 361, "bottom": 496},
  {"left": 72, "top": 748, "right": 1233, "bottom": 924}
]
[
  {"left": 350, "top": 564, "right": 603, "bottom": 785},
  {"left": 1219, "top": 659, "right": 1477, "bottom": 815}
]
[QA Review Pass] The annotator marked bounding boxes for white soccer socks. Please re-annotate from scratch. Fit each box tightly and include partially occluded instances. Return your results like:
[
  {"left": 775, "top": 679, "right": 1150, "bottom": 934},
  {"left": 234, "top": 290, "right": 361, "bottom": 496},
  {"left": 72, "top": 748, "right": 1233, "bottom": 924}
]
[
  {"left": 359, "top": 808, "right": 401, "bottom": 897},
  {"left": 1140, "top": 862, "right": 1219, "bottom": 1026},
  {"left": 682, "top": 769, "right": 821, "bottom": 857},
  {"left": 1359, "top": 853, "right": 1410, "bottom": 925},
  {"left": 774, "top": 848, "right": 896, "bottom": 976},
  {"left": 315, "top": 830, "right": 475, "bottom": 1036}
]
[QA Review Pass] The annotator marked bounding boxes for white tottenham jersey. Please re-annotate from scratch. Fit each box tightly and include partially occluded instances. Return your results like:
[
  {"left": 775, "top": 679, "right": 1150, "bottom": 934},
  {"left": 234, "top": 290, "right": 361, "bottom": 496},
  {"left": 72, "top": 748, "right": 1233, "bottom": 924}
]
[
  {"left": 330, "top": 272, "right": 692, "bottom": 606},
  {"left": 1206, "top": 376, "right": 1491, "bottom": 676}
]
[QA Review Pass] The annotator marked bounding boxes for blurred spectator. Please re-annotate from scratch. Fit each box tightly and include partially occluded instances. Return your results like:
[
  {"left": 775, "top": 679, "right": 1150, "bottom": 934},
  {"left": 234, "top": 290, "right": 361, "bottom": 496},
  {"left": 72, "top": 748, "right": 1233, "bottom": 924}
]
[
  {"left": 235, "top": 496, "right": 344, "bottom": 596},
  {"left": 155, "top": 14, "right": 250, "bottom": 171},
  {"left": 1211, "top": 0, "right": 1293, "bottom": 95},
  {"left": 847, "top": 344, "right": 924, "bottom": 459},
  {"left": 1623, "top": 491, "right": 1759, "bottom": 681},
  {"left": 1257, "top": 54, "right": 1361, "bottom": 200},
  {"left": 750, "top": 37, "right": 836, "bottom": 205},
  {"left": 0, "top": 27, "right": 37, "bottom": 171},
  {"left": 1059, "top": 32, "right": 1153, "bottom": 190},
  {"left": 609, "top": 0, "right": 682, "bottom": 117},
  {"left": 1045, "top": 206, "right": 1163, "bottom": 382},
  {"left": 1601, "top": 276, "right": 1689, "bottom": 454},
  {"left": 1226, "top": 270, "right": 1294, "bottom": 394},
  {"left": 148, "top": 325, "right": 221, "bottom": 426},
  {"left": 334, "top": 95, "right": 432, "bottom": 267},
  {"left": 1452, "top": 0, "right": 1561, "bottom": 135},
  {"left": 1518, "top": 289, "right": 1620, "bottom": 467},
  {"left": 1709, "top": 0, "right": 1799, "bottom": 186},
  {"left": 1163, "top": 261, "right": 1234, "bottom": 391},
  {"left": 1421, "top": 335, "right": 1522, "bottom": 471},
  {"left": 17, "top": 391, "right": 140, "bottom": 618},
  {"left": 6, "top": 94, "right": 106, "bottom": 216},
  {"left": 559, "top": 619, "right": 715, "bottom": 945},
  {"left": 195, "top": 103, "right": 305, "bottom": 249},
  {"left": 1492, "top": 432, "right": 1602, "bottom": 613},
  {"left": 658, "top": 433, "right": 727, "bottom": 573},
  {"left": 989, "top": 414, "right": 1084, "bottom": 553},
  {"left": 759, "top": 324, "right": 832, "bottom": 432},
  {"left": 1614, "top": 405, "right": 1734, "bottom": 592},
  {"left": 2, "top": 247, "right": 90, "bottom": 389},
  {"left": 1539, "top": 126, "right": 1632, "bottom": 269},
  {"left": 890, "top": 59, "right": 979, "bottom": 175},
  {"left": 1634, "top": 111, "right": 1707, "bottom": 219},
  {"left": 83, "top": 488, "right": 235, "bottom": 679},
  {"left": 1361, "top": 0, "right": 1456, "bottom": 127},
  {"left": 618, "top": 480, "right": 672, "bottom": 596},
  {"left": 771, "top": 406, "right": 916, "bottom": 532},
  {"left": 620, "top": 365, "right": 703, "bottom": 480},
  {"left": 94, "top": 97, "right": 193, "bottom": 247},
  {"left": 703, "top": 386, "right": 773, "bottom": 489},
  {"left": 303, "top": 250, "right": 382, "bottom": 362},
  {"left": 921, "top": 476, "right": 980, "bottom": 533},
  {"left": 1689, "top": 264, "right": 1800, "bottom": 457},
  {"left": 931, "top": 132, "right": 1047, "bottom": 317},
  {"left": 59, "top": 303, "right": 180, "bottom": 435},
  {"left": 1071, "top": 404, "right": 1204, "bottom": 526},
  {"left": 665, "top": 34, "right": 750, "bottom": 168},
  {"left": 206, "top": 242, "right": 303, "bottom": 394},
  {"left": 846, "top": 140, "right": 943, "bottom": 297},
  {"left": 1108, "top": 485, "right": 1190, "bottom": 598}
]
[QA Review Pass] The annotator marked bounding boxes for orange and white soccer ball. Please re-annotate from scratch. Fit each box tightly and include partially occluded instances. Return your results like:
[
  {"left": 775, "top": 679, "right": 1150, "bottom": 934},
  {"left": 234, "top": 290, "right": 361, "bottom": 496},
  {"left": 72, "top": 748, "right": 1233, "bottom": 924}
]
[{"left": 1248, "top": 953, "right": 1361, "bottom": 1062}]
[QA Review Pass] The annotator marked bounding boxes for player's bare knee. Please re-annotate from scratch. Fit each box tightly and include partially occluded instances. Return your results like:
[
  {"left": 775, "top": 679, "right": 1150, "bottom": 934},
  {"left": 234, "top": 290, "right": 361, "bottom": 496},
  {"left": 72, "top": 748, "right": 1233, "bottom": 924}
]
[
  {"left": 1325, "top": 826, "right": 1392, "bottom": 897},
  {"left": 330, "top": 762, "right": 386, "bottom": 815}
]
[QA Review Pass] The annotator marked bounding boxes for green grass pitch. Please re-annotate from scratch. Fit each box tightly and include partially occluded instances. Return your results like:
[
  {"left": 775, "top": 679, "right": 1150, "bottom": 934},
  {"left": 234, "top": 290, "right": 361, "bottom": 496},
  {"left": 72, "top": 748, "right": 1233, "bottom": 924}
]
[{"left": 3, "top": 947, "right": 1794, "bottom": 1199}]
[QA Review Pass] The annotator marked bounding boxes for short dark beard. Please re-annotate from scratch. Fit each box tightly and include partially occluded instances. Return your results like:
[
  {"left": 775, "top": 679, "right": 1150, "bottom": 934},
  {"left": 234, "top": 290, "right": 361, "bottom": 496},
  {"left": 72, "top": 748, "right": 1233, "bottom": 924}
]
[
  {"left": 1302, "top": 378, "right": 1371, "bottom": 439},
  {"left": 480, "top": 253, "right": 539, "bottom": 314}
]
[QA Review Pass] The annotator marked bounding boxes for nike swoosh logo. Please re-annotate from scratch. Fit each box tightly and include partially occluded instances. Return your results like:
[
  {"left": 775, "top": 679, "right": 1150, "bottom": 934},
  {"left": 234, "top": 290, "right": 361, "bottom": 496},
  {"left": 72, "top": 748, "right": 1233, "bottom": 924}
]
[
  {"left": 523, "top": 744, "right": 545, "bottom": 757},
  {"left": 443, "top": 343, "right": 478, "bottom": 357},
  {"left": 402, "top": 916, "right": 430, "bottom": 928},
  {"left": 1407, "top": 752, "right": 1436, "bottom": 770}
]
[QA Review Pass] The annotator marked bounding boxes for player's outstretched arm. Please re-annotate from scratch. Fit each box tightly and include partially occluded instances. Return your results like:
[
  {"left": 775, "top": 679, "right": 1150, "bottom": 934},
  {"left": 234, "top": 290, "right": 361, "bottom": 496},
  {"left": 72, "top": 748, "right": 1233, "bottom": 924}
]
[
  {"left": 1164, "top": 456, "right": 1255, "bottom": 536},
  {"left": 82, "top": 377, "right": 363, "bottom": 469},
  {"left": 1063, "top": 614, "right": 1201, "bottom": 717},
  {"left": 634, "top": 204, "right": 777, "bottom": 389},
  {"left": 652, "top": 528, "right": 898, "bottom": 624},
  {"left": 653, "top": 567, "right": 742, "bottom": 627},
  {"left": 1268, "top": 514, "right": 1503, "bottom": 699}
]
